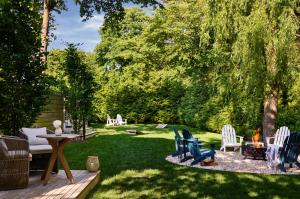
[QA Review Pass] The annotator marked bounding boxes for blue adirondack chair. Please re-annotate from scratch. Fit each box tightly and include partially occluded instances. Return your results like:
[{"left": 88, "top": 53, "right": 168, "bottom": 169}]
[
  {"left": 182, "top": 128, "right": 197, "bottom": 140},
  {"left": 172, "top": 127, "right": 184, "bottom": 157},
  {"left": 181, "top": 128, "right": 214, "bottom": 165},
  {"left": 181, "top": 128, "right": 200, "bottom": 160},
  {"left": 186, "top": 137, "right": 215, "bottom": 165},
  {"left": 278, "top": 132, "right": 300, "bottom": 172}
]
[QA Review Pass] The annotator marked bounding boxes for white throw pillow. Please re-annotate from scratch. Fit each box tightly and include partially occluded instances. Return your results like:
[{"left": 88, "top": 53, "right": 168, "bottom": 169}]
[{"left": 21, "top": 127, "right": 49, "bottom": 145}]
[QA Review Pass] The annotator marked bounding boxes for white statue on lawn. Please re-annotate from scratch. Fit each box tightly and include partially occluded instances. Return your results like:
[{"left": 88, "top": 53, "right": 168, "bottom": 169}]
[{"left": 53, "top": 120, "right": 62, "bottom": 136}]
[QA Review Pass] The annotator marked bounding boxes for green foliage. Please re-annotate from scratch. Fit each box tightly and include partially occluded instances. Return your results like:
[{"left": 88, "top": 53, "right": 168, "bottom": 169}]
[
  {"left": 277, "top": 72, "right": 300, "bottom": 131},
  {"left": 0, "top": 0, "right": 49, "bottom": 135},
  {"left": 94, "top": 1, "right": 299, "bottom": 134},
  {"left": 74, "top": 0, "right": 163, "bottom": 23},
  {"left": 62, "top": 44, "right": 96, "bottom": 133},
  {"left": 46, "top": 49, "right": 65, "bottom": 91}
]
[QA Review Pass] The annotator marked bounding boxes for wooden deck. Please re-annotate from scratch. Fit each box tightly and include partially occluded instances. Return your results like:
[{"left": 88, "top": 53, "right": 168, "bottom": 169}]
[{"left": 0, "top": 170, "right": 100, "bottom": 199}]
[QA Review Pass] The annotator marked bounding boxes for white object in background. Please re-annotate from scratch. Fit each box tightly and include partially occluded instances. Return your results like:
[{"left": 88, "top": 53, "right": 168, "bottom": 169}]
[
  {"left": 116, "top": 114, "right": 127, "bottom": 125},
  {"left": 63, "top": 119, "right": 74, "bottom": 133},
  {"left": 156, "top": 124, "right": 168, "bottom": 128},
  {"left": 106, "top": 114, "right": 116, "bottom": 126},
  {"left": 220, "top": 124, "right": 244, "bottom": 153},
  {"left": 266, "top": 126, "right": 290, "bottom": 147},
  {"left": 265, "top": 126, "right": 290, "bottom": 168},
  {"left": 53, "top": 120, "right": 62, "bottom": 136}
]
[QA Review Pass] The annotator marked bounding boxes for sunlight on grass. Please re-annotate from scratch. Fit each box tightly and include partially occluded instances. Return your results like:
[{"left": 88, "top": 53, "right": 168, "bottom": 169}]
[
  {"left": 62, "top": 124, "right": 300, "bottom": 199},
  {"left": 102, "top": 169, "right": 162, "bottom": 185},
  {"left": 97, "top": 169, "right": 164, "bottom": 198},
  {"left": 214, "top": 173, "right": 227, "bottom": 184}
]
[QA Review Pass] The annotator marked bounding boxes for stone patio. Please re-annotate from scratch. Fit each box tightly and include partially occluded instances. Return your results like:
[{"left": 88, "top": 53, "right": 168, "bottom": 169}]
[{"left": 166, "top": 150, "right": 300, "bottom": 175}]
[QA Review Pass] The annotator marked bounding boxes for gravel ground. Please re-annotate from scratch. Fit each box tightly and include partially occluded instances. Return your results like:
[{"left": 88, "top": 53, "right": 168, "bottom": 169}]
[{"left": 166, "top": 150, "right": 300, "bottom": 175}]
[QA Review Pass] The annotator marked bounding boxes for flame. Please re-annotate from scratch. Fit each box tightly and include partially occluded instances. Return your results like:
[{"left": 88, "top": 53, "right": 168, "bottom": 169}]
[{"left": 252, "top": 128, "right": 261, "bottom": 148}]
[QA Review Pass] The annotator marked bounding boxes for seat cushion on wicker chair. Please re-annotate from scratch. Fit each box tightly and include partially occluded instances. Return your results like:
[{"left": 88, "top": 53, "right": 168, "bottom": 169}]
[
  {"left": 0, "top": 139, "right": 9, "bottom": 157},
  {"left": 29, "top": 145, "right": 52, "bottom": 154},
  {"left": 8, "top": 150, "right": 29, "bottom": 158},
  {"left": 21, "top": 127, "right": 48, "bottom": 145}
]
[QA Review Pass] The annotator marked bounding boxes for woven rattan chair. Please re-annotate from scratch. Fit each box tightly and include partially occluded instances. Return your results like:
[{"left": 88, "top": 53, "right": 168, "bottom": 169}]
[{"left": 0, "top": 136, "right": 29, "bottom": 190}]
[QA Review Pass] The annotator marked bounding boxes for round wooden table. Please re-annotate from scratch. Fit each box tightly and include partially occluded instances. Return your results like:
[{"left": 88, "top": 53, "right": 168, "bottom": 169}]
[{"left": 37, "top": 134, "right": 79, "bottom": 185}]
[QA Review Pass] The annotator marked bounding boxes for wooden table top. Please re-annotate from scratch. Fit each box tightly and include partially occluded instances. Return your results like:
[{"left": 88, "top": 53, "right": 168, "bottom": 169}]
[{"left": 37, "top": 134, "right": 79, "bottom": 140}]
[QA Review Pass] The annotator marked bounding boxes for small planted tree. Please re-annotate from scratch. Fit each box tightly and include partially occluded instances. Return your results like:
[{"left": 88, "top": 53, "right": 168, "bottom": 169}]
[{"left": 63, "top": 44, "right": 95, "bottom": 139}]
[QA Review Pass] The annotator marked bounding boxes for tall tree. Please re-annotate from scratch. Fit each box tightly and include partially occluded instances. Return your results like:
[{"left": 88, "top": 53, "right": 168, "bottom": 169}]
[
  {"left": 0, "top": 0, "right": 49, "bottom": 135},
  {"left": 95, "top": 7, "right": 185, "bottom": 123},
  {"left": 233, "top": 0, "right": 299, "bottom": 138},
  {"left": 41, "top": 0, "right": 66, "bottom": 61},
  {"left": 63, "top": 44, "right": 95, "bottom": 139},
  {"left": 40, "top": 0, "right": 162, "bottom": 60},
  {"left": 94, "top": 0, "right": 299, "bottom": 134}
]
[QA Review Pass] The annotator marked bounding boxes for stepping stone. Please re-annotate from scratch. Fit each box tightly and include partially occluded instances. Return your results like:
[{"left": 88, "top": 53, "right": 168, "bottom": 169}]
[{"left": 126, "top": 130, "right": 142, "bottom": 135}]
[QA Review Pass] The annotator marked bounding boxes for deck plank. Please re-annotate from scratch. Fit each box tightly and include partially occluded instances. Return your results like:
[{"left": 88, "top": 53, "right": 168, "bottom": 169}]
[
  {"left": 0, "top": 170, "right": 99, "bottom": 199},
  {"left": 40, "top": 170, "right": 85, "bottom": 199},
  {"left": 49, "top": 171, "right": 86, "bottom": 199},
  {"left": 62, "top": 173, "right": 97, "bottom": 199}
]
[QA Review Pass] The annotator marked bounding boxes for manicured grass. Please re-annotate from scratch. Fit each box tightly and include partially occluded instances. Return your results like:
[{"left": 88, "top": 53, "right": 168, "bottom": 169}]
[{"left": 64, "top": 124, "right": 300, "bottom": 199}]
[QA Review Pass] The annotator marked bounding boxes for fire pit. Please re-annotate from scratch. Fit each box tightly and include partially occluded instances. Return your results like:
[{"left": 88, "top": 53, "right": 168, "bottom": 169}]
[
  {"left": 242, "top": 142, "right": 267, "bottom": 160},
  {"left": 242, "top": 128, "right": 266, "bottom": 160}
]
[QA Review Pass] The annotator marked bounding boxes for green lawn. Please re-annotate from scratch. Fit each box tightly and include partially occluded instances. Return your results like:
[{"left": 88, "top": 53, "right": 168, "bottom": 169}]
[{"left": 64, "top": 124, "right": 300, "bottom": 199}]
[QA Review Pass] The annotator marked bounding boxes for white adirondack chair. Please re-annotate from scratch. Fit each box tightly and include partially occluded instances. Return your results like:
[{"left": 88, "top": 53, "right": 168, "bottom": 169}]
[
  {"left": 265, "top": 126, "right": 290, "bottom": 168},
  {"left": 220, "top": 124, "right": 244, "bottom": 153},
  {"left": 106, "top": 114, "right": 116, "bottom": 126},
  {"left": 116, "top": 114, "right": 127, "bottom": 125},
  {"left": 266, "top": 126, "right": 290, "bottom": 147}
]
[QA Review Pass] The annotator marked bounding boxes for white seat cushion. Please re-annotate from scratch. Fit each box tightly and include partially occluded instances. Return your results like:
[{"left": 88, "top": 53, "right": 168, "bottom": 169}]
[
  {"left": 29, "top": 145, "right": 52, "bottom": 154},
  {"left": 22, "top": 127, "right": 48, "bottom": 145}
]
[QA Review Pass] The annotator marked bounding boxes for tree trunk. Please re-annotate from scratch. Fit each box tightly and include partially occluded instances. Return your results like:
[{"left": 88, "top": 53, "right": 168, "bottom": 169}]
[
  {"left": 41, "top": 0, "right": 50, "bottom": 61},
  {"left": 262, "top": 85, "right": 278, "bottom": 141},
  {"left": 83, "top": 119, "right": 86, "bottom": 140}
]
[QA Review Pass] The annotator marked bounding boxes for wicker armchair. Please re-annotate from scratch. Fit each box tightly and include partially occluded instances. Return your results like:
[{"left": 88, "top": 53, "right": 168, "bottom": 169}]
[
  {"left": 19, "top": 128, "right": 58, "bottom": 173},
  {"left": 0, "top": 136, "right": 29, "bottom": 190}
]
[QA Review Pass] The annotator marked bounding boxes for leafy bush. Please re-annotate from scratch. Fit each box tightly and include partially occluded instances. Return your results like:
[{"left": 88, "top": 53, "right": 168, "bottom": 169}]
[{"left": 0, "top": 1, "right": 49, "bottom": 135}]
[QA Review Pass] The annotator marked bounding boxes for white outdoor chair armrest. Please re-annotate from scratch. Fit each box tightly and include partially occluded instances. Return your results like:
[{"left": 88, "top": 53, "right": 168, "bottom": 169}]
[{"left": 236, "top": 136, "right": 244, "bottom": 143}]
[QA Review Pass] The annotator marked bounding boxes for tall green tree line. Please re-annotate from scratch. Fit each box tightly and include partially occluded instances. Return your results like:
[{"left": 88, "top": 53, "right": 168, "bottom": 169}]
[{"left": 94, "top": 0, "right": 300, "bottom": 136}]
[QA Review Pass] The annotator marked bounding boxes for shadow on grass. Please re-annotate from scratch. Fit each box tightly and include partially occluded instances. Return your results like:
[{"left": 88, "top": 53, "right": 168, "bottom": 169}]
[{"left": 64, "top": 125, "right": 300, "bottom": 199}]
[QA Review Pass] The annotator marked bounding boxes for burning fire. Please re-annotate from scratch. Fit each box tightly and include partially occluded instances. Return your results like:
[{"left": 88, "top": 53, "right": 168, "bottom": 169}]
[{"left": 252, "top": 128, "right": 261, "bottom": 148}]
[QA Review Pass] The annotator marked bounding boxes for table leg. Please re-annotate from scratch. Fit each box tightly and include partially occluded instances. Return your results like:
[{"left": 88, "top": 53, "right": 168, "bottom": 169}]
[
  {"left": 42, "top": 140, "right": 58, "bottom": 185},
  {"left": 58, "top": 139, "right": 75, "bottom": 184}
]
